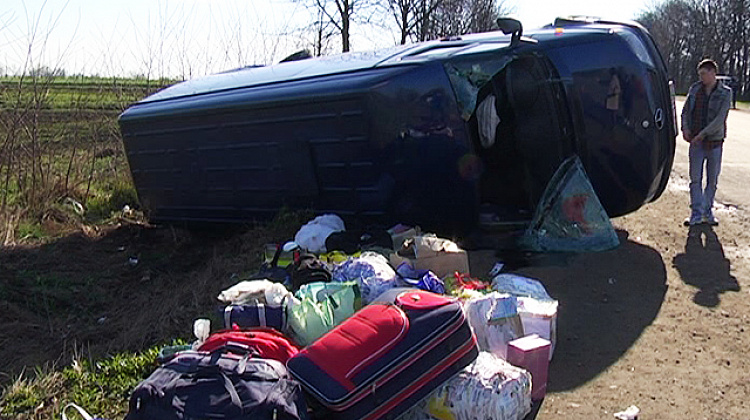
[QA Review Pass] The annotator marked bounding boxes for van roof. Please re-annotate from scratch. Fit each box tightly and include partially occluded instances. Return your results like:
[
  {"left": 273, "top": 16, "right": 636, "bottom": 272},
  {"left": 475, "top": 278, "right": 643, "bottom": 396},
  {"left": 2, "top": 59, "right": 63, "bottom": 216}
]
[{"left": 140, "top": 23, "right": 624, "bottom": 104}]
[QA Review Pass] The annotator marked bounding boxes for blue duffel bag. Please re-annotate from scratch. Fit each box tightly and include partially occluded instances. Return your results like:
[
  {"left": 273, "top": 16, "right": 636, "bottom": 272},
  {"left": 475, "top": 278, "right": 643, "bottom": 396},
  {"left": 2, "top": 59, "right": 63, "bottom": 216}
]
[
  {"left": 125, "top": 350, "right": 308, "bottom": 420},
  {"left": 220, "top": 301, "right": 287, "bottom": 332}
]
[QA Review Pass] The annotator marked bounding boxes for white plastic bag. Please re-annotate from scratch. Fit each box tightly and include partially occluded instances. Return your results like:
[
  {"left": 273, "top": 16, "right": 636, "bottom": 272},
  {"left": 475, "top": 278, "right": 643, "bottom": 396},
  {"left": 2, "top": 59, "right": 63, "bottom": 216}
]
[
  {"left": 217, "top": 279, "right": 292, "bottom": 305},
  {"left": 294, "top": 214, "right": 346, "bottom": 253},
  {"left": 464, "top": 292, "right": 525, "bottom": 359},
  {"left": 491, "top": 273, "right": 553, "bottom": 301},
  {"left": 411, "top": 234, "right": 462, "bottom": 255},
  {"left": 400, "top": 352, "right": 532, "bottom": 420}
]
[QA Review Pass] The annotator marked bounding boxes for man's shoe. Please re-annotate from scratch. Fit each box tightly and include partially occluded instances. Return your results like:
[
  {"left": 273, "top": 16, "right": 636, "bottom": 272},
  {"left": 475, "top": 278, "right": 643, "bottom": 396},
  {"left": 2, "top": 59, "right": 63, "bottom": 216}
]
[
  {"left": 684, "top": 217, "right": 702, "bottom": 226},
  {"left": 705, "top": 215, "right": 719, "bottom": 226}
]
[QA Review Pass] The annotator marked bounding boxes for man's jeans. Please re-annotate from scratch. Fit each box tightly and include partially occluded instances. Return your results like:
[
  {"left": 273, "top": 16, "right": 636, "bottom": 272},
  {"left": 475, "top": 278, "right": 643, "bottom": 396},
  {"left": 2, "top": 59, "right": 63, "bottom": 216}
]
[{"left": 688, "top": 142, "right": 723, "bottom": 221}]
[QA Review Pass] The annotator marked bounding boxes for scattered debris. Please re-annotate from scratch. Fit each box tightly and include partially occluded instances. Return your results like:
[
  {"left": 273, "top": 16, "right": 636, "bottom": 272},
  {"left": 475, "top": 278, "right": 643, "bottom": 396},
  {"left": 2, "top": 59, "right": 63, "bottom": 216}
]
[{"left": 614, "top": 405, "right": 640, "bottom": 420}]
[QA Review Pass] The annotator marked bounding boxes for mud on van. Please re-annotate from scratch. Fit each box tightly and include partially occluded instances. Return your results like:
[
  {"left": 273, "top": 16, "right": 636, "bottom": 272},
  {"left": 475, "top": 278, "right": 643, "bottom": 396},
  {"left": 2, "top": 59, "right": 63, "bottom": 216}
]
[{"left": 118, "top": 17, "right": 676, "bottom": 233}]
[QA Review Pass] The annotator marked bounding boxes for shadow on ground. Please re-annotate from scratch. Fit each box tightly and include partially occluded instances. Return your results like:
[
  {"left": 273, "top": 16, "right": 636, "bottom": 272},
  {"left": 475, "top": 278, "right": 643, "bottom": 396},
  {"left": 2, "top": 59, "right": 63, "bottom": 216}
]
[
  {"left": 672, "top": 224, "right": 741, "bottom": 307},
  {"left": 473, "top": 229, "right": 668, "bottom": 392}
]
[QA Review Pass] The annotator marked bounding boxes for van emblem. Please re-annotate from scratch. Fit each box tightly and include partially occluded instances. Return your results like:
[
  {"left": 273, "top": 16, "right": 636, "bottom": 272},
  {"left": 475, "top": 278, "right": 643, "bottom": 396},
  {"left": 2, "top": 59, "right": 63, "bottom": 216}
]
[{"left": 654, "top": 108, "right": 664, "bottom": 130}]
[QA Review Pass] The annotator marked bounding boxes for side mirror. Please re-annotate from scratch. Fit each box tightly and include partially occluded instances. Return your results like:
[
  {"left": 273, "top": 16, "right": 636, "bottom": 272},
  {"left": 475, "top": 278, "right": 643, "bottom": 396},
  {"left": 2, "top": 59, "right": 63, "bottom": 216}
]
[{"left": 497, "top": 18, "right": 523, "bottom": 45}]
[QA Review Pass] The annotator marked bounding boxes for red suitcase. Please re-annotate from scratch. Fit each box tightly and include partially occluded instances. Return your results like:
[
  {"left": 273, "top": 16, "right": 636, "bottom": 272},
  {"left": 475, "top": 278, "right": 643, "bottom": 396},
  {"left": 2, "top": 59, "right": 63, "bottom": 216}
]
[{"left": 286, "top": 288, "right": 478, "bottom": 420}]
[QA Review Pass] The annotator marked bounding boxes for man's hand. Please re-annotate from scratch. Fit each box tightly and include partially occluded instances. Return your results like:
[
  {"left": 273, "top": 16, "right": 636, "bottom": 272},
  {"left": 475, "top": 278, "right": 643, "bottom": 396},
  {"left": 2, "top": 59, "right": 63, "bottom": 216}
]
[
  {"left": 682, "top": 130, "right": 692, "bottom": 142},
  {"left": 693, "top": 133, "right": 704, "bottom": 143}
]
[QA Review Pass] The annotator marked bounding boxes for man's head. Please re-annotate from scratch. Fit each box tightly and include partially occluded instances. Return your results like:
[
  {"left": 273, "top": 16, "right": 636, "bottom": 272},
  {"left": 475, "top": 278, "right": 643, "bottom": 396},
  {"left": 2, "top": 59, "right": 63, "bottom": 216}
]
[{"left": 697, "top": 59, "right": 718, "bottom": 86}]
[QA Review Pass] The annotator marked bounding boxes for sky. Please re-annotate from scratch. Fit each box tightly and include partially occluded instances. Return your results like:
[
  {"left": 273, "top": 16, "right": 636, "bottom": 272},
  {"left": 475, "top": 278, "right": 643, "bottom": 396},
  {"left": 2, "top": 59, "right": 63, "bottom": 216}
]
[{"left": 0, "top": 0, "right": 658, "bottom": 78}]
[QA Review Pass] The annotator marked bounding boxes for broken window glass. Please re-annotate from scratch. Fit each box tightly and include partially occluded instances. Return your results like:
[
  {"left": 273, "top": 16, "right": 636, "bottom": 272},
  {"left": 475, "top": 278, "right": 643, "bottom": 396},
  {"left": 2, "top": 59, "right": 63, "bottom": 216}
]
[
  {"left": 444, "top": 55, "right": 513, "bottom": 120},
  {"left": 520, "top": 155, "right": 620, "bottom": 252}
]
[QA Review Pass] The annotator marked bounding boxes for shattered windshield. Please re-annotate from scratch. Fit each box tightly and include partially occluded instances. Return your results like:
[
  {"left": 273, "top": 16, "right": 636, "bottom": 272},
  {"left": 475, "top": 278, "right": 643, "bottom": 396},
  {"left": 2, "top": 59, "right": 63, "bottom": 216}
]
[{"left": 444, "top": 54, "right": 513, "bottom": 120}]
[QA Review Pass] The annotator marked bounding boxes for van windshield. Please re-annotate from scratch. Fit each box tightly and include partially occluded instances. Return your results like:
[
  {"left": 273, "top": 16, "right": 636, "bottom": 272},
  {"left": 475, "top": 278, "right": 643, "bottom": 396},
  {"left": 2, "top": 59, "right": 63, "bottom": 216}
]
[{"left": 444, "top": 54, "right": 513, "bottom": 120}]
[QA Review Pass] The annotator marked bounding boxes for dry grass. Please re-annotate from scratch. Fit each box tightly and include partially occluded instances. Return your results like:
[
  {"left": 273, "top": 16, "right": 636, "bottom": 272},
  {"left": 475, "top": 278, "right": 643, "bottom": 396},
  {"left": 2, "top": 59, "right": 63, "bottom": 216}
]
[
  {"left": 0, "top": 209, "right": 311, "bottom": 419},
  {"left": 0, "top": 76, "right": 165, "bottom": 245}
]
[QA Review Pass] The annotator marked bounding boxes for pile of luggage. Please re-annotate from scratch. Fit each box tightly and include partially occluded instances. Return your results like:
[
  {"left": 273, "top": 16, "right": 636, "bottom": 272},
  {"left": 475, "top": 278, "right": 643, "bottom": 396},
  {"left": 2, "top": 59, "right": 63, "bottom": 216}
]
[{"left": 124, "top": 215, "right": 558, "bottom": 420}]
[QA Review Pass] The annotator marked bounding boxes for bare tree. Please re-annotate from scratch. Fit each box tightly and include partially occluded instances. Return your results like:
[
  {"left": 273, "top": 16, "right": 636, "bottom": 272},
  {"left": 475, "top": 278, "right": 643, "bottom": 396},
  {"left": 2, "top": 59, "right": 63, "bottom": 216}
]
[
  {"left": 638, "top": 0, "right": 749, "bottom": 97},
  {"left": 384, "top": 0, "right": 442, "bottom": 44},
  {"left": 426, "top": 0, "right": 514, "bottom": 40},
  {"left": 296, "top": 6, "right": 338, "bottom": 56},
  {"left": 0, "top": 0, "right": 81, "bottom": 240},
  {"left": 638, "top": 0, "right": 696, "bottom": 89},
  {"left": 295, "top": 0, "right": 379, "bottom": 52}
]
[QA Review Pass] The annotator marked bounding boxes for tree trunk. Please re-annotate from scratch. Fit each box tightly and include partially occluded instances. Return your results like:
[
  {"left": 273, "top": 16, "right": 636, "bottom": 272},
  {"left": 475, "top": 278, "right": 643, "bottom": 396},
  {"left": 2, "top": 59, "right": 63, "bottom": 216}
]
[{"left": 341, "top": 0, "right": 350, "bottom": 52}]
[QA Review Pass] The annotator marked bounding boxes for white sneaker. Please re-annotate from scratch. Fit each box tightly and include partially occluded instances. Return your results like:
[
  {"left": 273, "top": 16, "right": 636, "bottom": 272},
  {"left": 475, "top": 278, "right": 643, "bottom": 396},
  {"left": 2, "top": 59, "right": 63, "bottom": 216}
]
[{"left": 705, "top": 215, "right": 719, "bottom": 226}]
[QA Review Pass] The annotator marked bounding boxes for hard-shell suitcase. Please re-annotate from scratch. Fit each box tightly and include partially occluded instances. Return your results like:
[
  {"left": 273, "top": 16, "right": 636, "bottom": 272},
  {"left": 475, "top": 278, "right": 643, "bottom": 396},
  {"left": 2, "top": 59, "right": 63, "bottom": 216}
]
[{"left": 286, "top": 288, "right": 478, "bottom": 420}]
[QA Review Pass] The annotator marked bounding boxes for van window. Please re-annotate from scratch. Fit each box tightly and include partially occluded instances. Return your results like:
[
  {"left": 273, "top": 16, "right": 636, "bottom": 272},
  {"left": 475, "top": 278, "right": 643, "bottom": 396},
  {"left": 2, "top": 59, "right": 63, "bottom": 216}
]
[{"left": 615, "top": 29, "right": 655, "bottom": 68}]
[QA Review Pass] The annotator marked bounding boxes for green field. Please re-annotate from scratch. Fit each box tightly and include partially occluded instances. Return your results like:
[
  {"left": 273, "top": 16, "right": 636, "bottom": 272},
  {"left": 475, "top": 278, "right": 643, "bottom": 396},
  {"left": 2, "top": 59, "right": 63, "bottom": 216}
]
[
  {"left": 0, "top": 76, "right": 172, "bottom": 110},
  {"left": 0, "top": 76, "right": 172, "bottom": 241},
  {"left": 0, "top": 75, "right": 316, "bottom": 420}
]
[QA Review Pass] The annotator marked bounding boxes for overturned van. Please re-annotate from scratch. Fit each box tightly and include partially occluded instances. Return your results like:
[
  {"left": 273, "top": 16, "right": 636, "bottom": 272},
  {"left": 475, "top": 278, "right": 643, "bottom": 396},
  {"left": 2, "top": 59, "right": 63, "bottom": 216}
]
[{"left": 118, "top": 17, "right": 676, "bottom": 233}]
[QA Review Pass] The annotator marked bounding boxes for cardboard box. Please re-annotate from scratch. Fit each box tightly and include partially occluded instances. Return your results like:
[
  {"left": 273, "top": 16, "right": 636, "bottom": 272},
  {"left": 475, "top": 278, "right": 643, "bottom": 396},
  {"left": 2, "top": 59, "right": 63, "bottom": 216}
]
[
  {"left": 391, "top": 236, "right": 470, "bottom": 278},
  {"left": 388, "top": 227, "right": 418, "bottom": 251},
  {"left": 507, "top": 334, "right": 551, "bottom": 401},
  {"left": 516, "top": 297, "right": 558, "bottom": 360}
]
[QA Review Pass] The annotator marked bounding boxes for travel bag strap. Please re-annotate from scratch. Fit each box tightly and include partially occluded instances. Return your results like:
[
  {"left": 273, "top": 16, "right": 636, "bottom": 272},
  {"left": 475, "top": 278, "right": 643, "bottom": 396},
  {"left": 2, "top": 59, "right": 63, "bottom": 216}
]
[{"left": 62, "top": 403, "right": 99, "bottom": 420}]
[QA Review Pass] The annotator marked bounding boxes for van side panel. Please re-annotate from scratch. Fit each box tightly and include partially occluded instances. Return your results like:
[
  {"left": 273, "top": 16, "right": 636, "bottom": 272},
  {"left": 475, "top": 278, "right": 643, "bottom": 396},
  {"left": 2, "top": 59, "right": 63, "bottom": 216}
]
[
  {"left": 367, "top": 63, "right": 479, "bottom": 231},
  {"left": 119, "top": 64, "right": 477, "bottom": 230}
]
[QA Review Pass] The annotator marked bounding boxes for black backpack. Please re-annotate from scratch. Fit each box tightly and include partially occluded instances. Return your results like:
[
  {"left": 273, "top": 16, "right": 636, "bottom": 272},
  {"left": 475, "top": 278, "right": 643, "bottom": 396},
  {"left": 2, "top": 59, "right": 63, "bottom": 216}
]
[
  {"left": 244, "top": 242, "right": 293, "bottom": 288},
  {"left": 324, "top": 229, "right": 393, "bottom": 254},
  {"left": 289, "top": 253, "right": 332, "bottom": 292},
  {"left": 125, "top": 351, "right": 308, "bottom": 420}
]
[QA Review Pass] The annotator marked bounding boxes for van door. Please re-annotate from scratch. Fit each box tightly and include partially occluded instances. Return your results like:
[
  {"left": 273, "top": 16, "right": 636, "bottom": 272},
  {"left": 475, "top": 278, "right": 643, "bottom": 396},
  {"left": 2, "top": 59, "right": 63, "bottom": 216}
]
[{"left": 455, "top": 53, "right": 573, "bottom": 223}]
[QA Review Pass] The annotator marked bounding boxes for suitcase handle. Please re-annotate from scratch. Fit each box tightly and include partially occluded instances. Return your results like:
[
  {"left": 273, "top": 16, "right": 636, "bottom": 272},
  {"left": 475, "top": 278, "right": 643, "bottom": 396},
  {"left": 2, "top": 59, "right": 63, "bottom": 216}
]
[{"left": 211, "top": 341, "right": 261, "bottom": 358}]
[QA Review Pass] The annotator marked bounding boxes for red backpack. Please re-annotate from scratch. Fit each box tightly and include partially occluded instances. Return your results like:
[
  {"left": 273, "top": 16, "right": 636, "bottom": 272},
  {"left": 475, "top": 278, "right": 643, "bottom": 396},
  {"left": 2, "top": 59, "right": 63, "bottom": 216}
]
[{"left": 197, "top": 327, "right": 300, "bottom": 364}]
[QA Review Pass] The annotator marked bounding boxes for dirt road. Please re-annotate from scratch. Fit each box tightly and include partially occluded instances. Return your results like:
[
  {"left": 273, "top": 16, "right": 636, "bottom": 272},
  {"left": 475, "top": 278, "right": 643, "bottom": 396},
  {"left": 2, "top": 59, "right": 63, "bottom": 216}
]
[{"left": 466, "top": 100, "right": 750, "bottom": 419}]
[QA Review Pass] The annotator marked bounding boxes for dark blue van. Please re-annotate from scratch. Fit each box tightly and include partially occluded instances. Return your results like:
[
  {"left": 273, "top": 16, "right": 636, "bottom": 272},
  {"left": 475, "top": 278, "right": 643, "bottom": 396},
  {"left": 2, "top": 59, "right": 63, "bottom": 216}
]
[{"left": 118, "top": 17, "right": 676, "bottom": 233}]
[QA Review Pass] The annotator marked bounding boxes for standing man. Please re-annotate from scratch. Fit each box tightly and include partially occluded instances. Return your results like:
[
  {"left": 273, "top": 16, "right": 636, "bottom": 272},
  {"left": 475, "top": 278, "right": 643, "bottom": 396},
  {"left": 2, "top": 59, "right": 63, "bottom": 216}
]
[{"left": 681, "top": 59, "right": 732, "bottom": 226}]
